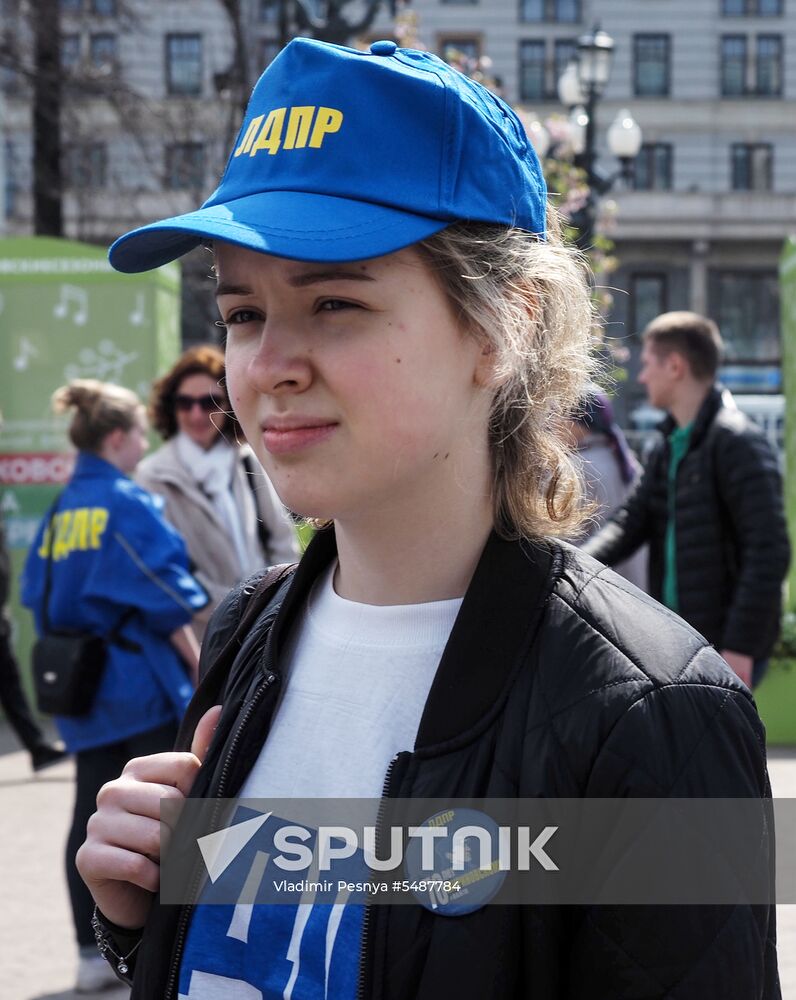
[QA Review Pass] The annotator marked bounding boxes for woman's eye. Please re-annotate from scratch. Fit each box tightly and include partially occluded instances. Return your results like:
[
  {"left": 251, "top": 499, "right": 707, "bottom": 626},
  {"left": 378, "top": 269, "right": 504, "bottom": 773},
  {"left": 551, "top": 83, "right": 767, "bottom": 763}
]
[
  {"left": 318, "top": 299, "right": 357, "bottom": 313},
  {"left": 225, "top": 308, "right": 261, "bottom": 326}
]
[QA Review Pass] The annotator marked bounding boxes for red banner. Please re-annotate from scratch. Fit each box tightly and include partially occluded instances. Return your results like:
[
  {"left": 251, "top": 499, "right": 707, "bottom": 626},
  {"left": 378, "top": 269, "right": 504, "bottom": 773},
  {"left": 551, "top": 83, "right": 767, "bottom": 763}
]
[{"left": 0, "top": 452, "right": 74, "bottom": 485}]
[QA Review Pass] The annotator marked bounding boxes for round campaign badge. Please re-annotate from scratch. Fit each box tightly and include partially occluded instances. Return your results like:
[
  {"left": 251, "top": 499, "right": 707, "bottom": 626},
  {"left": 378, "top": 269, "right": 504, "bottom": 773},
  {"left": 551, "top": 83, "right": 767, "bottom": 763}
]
[{"left": 403, "top": 807, "right": 507, "bottom": 916}]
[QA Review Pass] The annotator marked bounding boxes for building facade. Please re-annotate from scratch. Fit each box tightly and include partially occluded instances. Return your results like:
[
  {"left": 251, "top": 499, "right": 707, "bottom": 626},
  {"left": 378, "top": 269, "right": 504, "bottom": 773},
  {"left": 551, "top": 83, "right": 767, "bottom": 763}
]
[
  {"left": 1, "top": 0, "right": 794, "bottom": 405},
  {"left": 369, "top": 0, "right": 796, "bottom": 415}
]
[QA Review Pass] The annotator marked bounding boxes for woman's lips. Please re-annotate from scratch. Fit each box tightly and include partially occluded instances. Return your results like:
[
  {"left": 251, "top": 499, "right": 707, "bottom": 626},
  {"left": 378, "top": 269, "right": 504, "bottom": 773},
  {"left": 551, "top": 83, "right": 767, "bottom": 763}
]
[{"left": 262, "top": 423, "right": 337, "bottom": 455}]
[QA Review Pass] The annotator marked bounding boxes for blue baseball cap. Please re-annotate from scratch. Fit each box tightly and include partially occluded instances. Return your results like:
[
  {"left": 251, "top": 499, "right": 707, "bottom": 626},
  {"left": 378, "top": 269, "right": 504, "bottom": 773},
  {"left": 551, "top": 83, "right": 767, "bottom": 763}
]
[{"left": 109, "top": 38, "right": 547, "bottom": 272}]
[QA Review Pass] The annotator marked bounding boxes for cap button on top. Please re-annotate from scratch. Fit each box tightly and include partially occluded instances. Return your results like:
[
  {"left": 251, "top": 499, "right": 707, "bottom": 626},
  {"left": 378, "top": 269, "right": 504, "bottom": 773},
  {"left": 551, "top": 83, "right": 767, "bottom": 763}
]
[{"left": 370, "top": 40, "right": 397, "bottom": 56}]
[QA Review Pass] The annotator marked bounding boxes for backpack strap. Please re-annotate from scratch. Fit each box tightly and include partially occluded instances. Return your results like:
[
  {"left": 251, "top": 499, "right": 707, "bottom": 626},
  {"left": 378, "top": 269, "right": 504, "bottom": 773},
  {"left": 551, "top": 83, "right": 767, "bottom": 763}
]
[{"left": 175, "top": 562, "right": 297, "bottom": 752}]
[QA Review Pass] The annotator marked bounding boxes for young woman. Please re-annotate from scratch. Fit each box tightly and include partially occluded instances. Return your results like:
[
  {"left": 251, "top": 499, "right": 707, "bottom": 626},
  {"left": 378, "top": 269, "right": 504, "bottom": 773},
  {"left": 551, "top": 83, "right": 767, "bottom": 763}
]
[
  {"left": 21, "top": 380, "right": 207, "bottom": 992},
  {"left": 137, "top": 344, "right": 298, "bottom": 640},
  {"left": 77, "top": 39, "right": 778, "bottom": 999}
]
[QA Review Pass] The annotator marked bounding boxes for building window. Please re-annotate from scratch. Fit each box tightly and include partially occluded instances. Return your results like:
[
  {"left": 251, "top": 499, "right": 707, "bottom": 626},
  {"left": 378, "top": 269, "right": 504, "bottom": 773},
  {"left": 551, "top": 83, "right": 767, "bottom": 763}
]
[
  {"left": 721, "top": 35, "right": 747, "bottom": 93},
  {"left": 633, "top": 143, "right": 673, "bottom": 190},
  {"left": 731, "top": 142, "right": 773, "bottom": 190},
  {"left": 630, "top": 274, "right": 667, "bottom": 334},
  {"left": 756, "top": 35, "right": 782, "bottom": 95},
  {"left": 60, "top": 0, "right": 82, "bottom": 10},
  {"left": 61, "top": 33, "right": 81, "bottom": 71},
  {"left": 520, "top": 0, "right": 580, "bottom": 23},
  {"left": 722, "top": 0, "right": 782, "bottom": 14},
  {"left": 166, "top": 142, "right": 205, "bottom": 190},
  {"left": 554, "top": 38, "right": 577, "bottom": 87},
  {"left": 519, "top": 38, "right": 577, "bottom": 100},
  {"left": 166, "top": 33, "right": 202, "bottom": 96},
  {"left": 258, "top": 0, "right": 279, "bottom": 22},
  {"left": 709, "top": 271, "right": 779, "bottom": 363},
  {"left": 90, "top": 0, "right": 117, "bottom": 13},
  {"left": 633, "top": 34, "right": 670, "bottom": 96},
  {"left": 89, "top": 33, "right": 117, "bottom": 70},
  {"left": 439, "top": 36, "right": 481, "bottom": 67},
  {"left": 64, "top": 143, "right": 108, "bottom": 189},
  {"left": 519, "top": 40, "right": 546, "bottom": 100},
  {"left": 721, "top": 34, "right": 783, "bottom": 95}
]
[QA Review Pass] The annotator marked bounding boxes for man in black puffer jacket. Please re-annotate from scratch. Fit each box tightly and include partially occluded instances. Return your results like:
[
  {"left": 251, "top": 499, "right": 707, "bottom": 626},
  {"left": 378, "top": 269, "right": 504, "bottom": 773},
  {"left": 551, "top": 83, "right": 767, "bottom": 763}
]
[{"left": 584, "top": 311, "right": 790, "bottom": 689}]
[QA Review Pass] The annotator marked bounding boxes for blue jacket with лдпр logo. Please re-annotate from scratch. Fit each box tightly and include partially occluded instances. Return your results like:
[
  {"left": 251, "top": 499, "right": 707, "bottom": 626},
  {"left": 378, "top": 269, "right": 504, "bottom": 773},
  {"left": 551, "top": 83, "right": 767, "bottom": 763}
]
[{"left": 21, "top": 452, "right": 209, "bottom": 752}]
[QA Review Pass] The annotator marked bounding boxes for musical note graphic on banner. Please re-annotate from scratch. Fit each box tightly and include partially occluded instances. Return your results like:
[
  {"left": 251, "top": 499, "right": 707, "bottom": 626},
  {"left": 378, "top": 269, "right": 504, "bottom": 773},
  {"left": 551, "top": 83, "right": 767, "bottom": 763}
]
[
  {"left": 53, "top": 284, "right": 88, "bottom": 325},
  {"left": 1, "top": 491, "right": 20, "bottom": 515},
  {"left": 129, "top": 292, "right": 146, "bottom": 327},
  {"left": 64, "top": 339, "right": 138, "bottom": 383},
  {"left": 13, "top": 337, "right": 39, "bottom": 371}
]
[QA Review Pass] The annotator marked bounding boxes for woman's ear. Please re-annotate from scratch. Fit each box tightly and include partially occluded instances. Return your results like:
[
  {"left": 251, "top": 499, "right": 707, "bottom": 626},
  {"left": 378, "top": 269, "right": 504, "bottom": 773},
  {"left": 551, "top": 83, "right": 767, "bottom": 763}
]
[
  {"left": 474, "top": 341, "right": 496, "bottom": 388},
  {"left": 105, "top": 426, "right": 126, "bottom": 452},
  {"left": 473, "top": 340, "right": 508, "bottom": 390}
]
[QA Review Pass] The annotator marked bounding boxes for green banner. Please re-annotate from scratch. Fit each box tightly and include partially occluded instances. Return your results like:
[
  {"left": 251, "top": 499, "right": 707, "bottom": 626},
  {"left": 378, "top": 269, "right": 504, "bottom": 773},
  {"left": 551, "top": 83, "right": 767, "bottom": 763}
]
[{"left": 0, "top": 236, "right": 181, "bottom": 715}]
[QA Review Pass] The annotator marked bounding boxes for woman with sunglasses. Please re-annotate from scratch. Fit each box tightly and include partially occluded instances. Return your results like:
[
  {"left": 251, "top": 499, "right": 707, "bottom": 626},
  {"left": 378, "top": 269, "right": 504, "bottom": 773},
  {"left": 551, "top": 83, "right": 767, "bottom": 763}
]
[{"left": 137, "top": 345, "right": 299, "bottom": 640}]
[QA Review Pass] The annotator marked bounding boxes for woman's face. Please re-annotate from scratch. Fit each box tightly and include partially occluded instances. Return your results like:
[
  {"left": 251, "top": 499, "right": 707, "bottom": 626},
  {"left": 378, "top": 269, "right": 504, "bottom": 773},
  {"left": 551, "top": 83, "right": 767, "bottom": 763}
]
[
  {"left": 116, "top": 412, "right": 149, "bottom": 475},
  {"left": 173, "top": 372, "right": 225, "bottom": 451},
  {"left": 217, "top": 243, "right": 494, "bottom": 524}
]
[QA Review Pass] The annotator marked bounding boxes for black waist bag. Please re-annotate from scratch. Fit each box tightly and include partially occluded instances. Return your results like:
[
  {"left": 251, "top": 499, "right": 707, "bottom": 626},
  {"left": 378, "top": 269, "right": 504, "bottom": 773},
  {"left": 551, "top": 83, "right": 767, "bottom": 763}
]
[
  {"left": 32, "top": 494, "right": 137, "bottom": 717},
  {"left": 32, "top": 632, "right": 107, "bottom": 716}
]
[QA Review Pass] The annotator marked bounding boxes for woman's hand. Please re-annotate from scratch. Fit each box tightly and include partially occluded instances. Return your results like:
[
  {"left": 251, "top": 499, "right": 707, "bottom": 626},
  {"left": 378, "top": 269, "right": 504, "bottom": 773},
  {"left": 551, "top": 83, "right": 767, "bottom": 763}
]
[{"left": 76, "top": 705, "right": 222, "bottom": 929}]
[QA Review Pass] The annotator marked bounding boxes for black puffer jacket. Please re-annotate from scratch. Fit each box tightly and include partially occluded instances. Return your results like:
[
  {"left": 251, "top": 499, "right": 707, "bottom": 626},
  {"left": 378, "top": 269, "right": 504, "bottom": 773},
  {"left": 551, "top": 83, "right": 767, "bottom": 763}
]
[
  {"left": 584, "top": 386, "right": 790, "bottom": 660},
  {"left": 102, "top": 528, "right": 780, "bottom": 999}
]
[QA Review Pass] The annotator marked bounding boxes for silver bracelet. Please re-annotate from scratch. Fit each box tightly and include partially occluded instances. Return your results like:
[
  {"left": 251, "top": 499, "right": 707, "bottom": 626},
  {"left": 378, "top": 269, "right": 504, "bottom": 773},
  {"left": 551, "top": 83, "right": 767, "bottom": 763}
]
[{"left": 91, "top": 906, "right": 143, "bottom": 976}]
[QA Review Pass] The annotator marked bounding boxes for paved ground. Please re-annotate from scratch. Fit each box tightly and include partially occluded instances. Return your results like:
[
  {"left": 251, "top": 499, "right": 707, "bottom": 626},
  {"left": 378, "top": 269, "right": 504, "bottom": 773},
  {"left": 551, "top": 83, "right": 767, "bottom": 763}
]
[{"left": 1, "top": 723, "right": 794, "bottom": 999}]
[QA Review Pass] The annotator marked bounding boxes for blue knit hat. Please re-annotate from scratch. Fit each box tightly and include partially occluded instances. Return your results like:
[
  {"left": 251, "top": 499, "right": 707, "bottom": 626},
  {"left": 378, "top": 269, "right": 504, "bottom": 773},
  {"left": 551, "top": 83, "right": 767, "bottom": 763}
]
[{"left": 109, "top": 38, "right": 547, "bottom": 272}]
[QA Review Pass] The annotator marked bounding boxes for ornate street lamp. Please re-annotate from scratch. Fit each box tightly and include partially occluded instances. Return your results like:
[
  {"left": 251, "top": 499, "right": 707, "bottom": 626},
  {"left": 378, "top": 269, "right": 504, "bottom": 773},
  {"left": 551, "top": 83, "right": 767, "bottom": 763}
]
[{"left": 529, "top": 26, "right": 643, "bottom": 249}]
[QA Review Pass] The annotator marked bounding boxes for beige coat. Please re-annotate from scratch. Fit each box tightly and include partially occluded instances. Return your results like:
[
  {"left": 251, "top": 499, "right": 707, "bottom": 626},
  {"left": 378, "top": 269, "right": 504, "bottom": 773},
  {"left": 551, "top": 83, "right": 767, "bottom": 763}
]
[{"left": 136, "top": 439, "right": 299, "bottom": 640}]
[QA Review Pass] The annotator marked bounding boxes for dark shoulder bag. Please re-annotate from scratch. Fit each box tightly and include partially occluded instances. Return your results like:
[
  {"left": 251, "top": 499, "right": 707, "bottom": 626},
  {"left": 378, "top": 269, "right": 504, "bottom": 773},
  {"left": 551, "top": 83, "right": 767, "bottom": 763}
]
[{"left": 32, "top": 496, "right": 136, "bottom": 716}]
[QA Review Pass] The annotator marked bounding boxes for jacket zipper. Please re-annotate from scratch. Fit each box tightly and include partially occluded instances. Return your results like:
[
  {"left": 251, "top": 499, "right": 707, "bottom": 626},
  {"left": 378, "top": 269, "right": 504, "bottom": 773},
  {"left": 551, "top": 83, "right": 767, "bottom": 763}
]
[
  {"left": 356, "top": 753, "right": 400, "bottom": 1000},
  {"left": 163, "top": 670, "right": 279, "bottom": 1000}
]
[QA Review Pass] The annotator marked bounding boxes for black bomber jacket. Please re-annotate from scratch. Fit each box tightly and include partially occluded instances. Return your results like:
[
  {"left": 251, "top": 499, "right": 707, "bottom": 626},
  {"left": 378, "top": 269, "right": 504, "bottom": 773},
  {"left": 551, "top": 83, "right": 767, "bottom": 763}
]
[{"left": 97, "top": 526, "right": 781, "bottom": 999}]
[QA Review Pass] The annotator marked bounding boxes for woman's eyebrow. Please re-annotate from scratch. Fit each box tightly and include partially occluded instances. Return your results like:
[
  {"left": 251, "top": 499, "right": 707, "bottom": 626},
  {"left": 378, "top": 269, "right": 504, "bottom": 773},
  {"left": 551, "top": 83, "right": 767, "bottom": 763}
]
[
  {"left": 215, "top": 270, "right": 376, "bottom": 298},
  {"left": 287, "top": 269, "right": 376, "bottom": 288},
  {"left": 215, "top": 282, "right": 254, "bottom": 298}
]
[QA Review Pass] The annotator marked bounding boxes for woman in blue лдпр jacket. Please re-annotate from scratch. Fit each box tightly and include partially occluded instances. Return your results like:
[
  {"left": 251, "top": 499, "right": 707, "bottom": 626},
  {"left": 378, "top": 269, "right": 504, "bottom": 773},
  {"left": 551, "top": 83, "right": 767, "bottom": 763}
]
[{"left": 21, "top": 378, "right": 208, "bottom": 993}]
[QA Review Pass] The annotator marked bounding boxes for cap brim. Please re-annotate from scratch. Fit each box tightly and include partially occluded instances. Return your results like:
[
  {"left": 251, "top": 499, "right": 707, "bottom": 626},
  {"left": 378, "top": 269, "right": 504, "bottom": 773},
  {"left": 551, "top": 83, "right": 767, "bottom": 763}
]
[{"left": 109, "top": 190, "right": 451, "bottom": 272}]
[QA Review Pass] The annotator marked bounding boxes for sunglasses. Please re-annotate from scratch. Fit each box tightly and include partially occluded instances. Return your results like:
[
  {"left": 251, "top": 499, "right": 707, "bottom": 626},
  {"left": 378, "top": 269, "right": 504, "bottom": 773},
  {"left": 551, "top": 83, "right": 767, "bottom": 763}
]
[{"left": 174, "top": 393, "right": 221, "bottom": 413}]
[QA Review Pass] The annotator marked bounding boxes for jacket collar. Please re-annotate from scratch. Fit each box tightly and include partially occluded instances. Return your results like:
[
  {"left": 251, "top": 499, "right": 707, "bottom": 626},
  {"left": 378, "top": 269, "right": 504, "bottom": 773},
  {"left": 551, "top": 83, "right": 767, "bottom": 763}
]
[
  {"left": 72, "top": 451, "right": 124, "bottom": 480},
  {"left": 657, "top": 383, "right": 726, "bottom": 449},
  {"left": 268, "top": 525, "right": 559, "bottom": 752}
]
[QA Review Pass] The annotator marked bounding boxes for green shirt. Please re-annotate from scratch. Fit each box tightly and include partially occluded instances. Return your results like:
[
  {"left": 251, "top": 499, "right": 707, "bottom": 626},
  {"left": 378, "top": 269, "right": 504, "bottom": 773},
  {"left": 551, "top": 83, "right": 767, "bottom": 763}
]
[{"left": 662, "top": 422, "right": 693, "bottom": 611}]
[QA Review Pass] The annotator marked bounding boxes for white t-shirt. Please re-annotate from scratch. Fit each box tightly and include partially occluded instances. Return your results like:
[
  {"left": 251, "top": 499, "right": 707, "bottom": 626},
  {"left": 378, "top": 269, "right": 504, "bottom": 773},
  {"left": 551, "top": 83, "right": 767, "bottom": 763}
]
[
  {"left": 177, "top": 563, "right": 462, "bottom": 1000},
  {"left": 239, "top": 560, "right": 463, "bottom": 799}
]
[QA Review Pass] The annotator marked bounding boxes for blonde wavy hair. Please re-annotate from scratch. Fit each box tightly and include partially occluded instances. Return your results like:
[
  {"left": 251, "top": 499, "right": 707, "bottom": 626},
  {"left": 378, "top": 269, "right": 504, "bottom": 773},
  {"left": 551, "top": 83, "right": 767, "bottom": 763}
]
[
  {"left": 417, "top": 208, "right": 599, "bottom": 540},
  {"left": 52, "top": 379, "right": 144, "bottom": 453}
]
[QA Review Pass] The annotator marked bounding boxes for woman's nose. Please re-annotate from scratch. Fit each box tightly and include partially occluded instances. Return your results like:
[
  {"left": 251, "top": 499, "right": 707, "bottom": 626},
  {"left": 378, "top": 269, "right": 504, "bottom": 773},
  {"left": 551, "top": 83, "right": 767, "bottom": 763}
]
[{"left": 246, "top": 321, "right": 313, "bottom": 396}]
